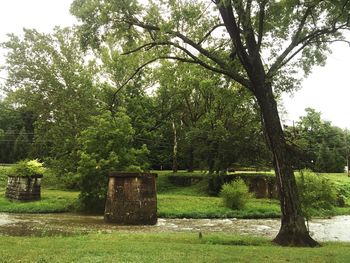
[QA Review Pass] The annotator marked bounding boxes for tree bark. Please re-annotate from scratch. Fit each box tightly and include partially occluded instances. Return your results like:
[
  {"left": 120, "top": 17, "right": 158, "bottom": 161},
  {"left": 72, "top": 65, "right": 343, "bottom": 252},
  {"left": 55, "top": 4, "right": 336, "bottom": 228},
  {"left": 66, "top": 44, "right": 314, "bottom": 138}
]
[
  {"left": 255, "top": 83, "right": 318, "bottom": 247},
  {"left": 172, "top": 120, "right": 178, "bottom": 173}
]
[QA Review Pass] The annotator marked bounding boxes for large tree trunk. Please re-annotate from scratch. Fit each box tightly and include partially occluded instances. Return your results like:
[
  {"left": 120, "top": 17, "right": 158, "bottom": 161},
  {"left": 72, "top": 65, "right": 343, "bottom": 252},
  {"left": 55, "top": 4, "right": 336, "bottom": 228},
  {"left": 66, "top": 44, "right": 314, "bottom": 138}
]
[{"left": 255, "top": 84, "right": 318, "bottom": 247}]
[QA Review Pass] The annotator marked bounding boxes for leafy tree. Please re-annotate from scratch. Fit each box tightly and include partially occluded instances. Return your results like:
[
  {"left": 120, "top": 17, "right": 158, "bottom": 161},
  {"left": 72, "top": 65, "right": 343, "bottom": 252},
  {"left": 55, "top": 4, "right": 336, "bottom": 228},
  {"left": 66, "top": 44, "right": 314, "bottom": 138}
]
[
  {"left": 155, "top": 61, "right": 270, "bottom": 172},
  {"left": 0, "top": 100, "right": 34, "bottom": 163},
  {"left": 71, "top": 0, "right": 350, "bottom": 246},
  {"left": 2, "top": 27, "right": 99, "bottom": 173},
  {"left": 77, "top": 110, "right": 149, "bottom": 212},
  {"left": 97, "top": 44, "right": 162, "bottom": 169},
  {"left": 286, "top": 108, "right": 346, "bottom": 172}
]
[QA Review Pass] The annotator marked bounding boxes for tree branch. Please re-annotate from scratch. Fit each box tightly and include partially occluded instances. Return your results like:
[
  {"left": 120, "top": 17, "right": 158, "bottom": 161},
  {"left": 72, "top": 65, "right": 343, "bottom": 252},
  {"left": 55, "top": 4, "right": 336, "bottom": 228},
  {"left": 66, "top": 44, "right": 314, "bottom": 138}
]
[
  {"left": 216, "top": 0, "right": 250, "bottom": 68},
  {"left": 231, "top": 0, "right": 259, "bottom": 58},
  {"left": 197, "top": 24, "right": 225, "bottom": 45},
  {"left": 121, "top": 40, "right": 235, "bottom": 79},
  {"left": 111, "top": 52, "right": 249, "bottom": 107},
  {"left": 122, "top": 42, "right": 156, "bottom": 55},
  {"left": 111, "top": 58, "right": 159, "bottom": 106},
  {"left": 271, "top": 22, "right": 349, "bottom": 74},
  {"left": 267, "top": 6, "right": 313, "bottom": 78},
  {"left": 257, "top": 1, "right": 268, "bottom": 50},
  {"left": 124, "top": 19, "right": 250, "bottom": 87},
  {"left": 127, "top": 21, "right": 227, "bottom": 67}
]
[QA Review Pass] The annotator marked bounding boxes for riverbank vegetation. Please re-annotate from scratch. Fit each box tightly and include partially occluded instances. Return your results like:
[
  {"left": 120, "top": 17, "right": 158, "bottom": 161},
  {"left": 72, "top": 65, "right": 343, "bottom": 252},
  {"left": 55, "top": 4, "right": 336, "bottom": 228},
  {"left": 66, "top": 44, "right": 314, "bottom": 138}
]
[
  {"left": 0, "top": 232, "right": 350, "bottom": 262},
  {"left": 1, "top": 168, "right": 350, "bottom": 219}
]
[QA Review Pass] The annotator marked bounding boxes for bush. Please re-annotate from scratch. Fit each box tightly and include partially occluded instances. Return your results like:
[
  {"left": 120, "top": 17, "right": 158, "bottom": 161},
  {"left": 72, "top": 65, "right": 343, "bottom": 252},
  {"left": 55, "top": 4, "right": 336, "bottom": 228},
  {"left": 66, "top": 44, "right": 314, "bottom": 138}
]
[
  {"left": 297, "top": 169, "right": 337, "bottom": 219},
  {"left": 220, "top": 179, "right": 251, "bottom": 210},
  {"left": 208, "top": 173, "right": 274, "bottom": 196}
]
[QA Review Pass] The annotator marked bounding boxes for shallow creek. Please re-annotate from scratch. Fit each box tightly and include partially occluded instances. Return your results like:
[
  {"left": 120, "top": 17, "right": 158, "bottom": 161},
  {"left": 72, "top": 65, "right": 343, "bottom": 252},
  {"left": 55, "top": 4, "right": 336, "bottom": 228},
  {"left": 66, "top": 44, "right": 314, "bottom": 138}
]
[{"left": 0, "top": 213, "right": 349, "bottom": 242}]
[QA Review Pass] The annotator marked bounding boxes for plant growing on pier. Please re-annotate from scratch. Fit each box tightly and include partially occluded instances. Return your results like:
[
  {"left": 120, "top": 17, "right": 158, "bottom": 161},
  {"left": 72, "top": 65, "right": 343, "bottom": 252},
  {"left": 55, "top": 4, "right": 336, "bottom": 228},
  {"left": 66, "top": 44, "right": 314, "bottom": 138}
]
[{"left": 8, "top": 159, "right": 45, "bottom": 177}]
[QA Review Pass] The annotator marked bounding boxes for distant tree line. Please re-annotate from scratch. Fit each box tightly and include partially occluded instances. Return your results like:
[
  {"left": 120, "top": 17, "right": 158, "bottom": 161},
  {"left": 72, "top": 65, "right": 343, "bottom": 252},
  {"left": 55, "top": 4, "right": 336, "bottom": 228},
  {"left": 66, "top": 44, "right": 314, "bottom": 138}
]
[{"left": 285, "top": 108, "right": 349, "bottom": 173}]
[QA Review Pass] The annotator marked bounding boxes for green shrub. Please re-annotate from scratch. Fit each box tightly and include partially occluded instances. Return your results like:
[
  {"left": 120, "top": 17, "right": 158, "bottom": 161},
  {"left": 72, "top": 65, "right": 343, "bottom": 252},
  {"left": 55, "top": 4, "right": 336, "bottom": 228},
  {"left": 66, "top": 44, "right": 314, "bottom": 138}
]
[
  {"left": 208, "top": 173, "right": 274, "bottom": 196},
  {"left": 297, "top": 169, "right": 337, "bottom": 219},
  {"left": 7, "top": 159, "right": 45, "bottom": 177},
  {"left": 220, "top": 179, "right": 251, "bottom": 210}
]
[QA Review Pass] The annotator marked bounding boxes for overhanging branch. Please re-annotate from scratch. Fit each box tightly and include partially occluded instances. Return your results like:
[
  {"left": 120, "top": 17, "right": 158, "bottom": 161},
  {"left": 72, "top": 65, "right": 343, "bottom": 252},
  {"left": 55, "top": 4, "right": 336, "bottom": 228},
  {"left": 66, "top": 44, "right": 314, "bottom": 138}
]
[
  {"left": 269, "top": 22, "right": 349, "bottom": 76},
  {"left": 123, "top": 19, "right": 250, "bottom": 87},
  {"left": 127, "top": 21, "right": 229, "bottom": 71},
  {"left": 111, "top": 54, "right": 249, "bottom": 106},
  {"left": 197, "top": 24, "right": 225, "bottom": 45}
]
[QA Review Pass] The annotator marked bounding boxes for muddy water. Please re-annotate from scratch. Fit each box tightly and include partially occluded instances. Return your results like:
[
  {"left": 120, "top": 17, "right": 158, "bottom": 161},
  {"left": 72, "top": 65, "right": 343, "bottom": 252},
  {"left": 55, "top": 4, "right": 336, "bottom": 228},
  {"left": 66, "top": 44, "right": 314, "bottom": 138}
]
[{"left": 0, "top": 213, "right": 349, "bottom": 242}]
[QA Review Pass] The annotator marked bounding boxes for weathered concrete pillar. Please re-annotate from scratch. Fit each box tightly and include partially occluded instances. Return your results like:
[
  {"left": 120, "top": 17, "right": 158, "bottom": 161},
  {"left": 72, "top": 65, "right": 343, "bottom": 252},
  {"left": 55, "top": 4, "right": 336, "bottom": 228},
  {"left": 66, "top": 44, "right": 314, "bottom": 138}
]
[
  {"left": 246, "top": 176, "right": 269, "bottom": 198},
  {"left": 104, "top": 172, "right": 157, "bottom": 225},
  {"left": 5, "top": 175, "right": 42, "bottom": 201}
]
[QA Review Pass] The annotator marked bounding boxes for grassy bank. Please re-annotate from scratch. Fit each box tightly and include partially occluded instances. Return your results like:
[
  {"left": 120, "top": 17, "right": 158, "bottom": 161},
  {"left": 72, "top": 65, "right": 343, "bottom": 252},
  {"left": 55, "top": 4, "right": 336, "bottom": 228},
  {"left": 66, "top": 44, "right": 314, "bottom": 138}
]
[
  {"left": 1, "top": 169, "right": 350, "bottom": 218},
  {"left": 0, "top": 189, "right": 78, "bottom": 213},
  {"left": 0, "top": 168, "right": 281, "bottom": 217},
  {"left": 0, "top": 232, "right": 350, "bottom": 262},
  {"left": 0, "top": 189, "right": 280, "bottom": 218},
  {"left": 158, "top": 195, "right": 280, "bottom": 218}
]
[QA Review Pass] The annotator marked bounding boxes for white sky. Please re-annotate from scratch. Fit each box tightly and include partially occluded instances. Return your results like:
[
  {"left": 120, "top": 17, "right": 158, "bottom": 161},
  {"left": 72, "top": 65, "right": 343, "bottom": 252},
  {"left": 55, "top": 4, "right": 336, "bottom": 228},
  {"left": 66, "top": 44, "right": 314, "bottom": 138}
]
[
  {"left": 0, "top": 0, "right": 349, "bottom": 129},
  {"left": 0, "top": 0, "right": 76, "bottom": 81},
  {"left": 282, "top": 41, "right": 350, "bottom": 129}
]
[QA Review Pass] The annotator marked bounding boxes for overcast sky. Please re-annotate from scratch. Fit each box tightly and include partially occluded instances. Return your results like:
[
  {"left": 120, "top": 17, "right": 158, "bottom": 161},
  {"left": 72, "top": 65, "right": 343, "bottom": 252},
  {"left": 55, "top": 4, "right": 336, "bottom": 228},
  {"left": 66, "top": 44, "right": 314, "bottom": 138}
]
[{"left": 1, "top": 0, "right": 349, "bottom": 129}]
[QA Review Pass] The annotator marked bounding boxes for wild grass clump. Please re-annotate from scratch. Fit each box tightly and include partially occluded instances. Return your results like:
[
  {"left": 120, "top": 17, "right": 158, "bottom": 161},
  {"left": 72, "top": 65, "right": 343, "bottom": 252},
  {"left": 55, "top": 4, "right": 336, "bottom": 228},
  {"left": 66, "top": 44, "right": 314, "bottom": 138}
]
[{"left": 220, "top": 179, "right": 251, "bottom": 210}]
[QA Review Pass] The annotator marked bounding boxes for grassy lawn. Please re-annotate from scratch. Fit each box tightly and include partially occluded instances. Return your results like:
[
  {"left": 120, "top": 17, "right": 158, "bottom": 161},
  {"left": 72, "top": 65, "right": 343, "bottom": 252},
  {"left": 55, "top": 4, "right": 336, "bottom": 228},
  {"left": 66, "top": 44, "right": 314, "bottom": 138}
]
[
  {"left": 158, "top": 195, "right": 280, "bottom": 218},
  {"left": 0, "top": 189, "right": 78, "bottom": 213},
  {"left": 0, "top": 232, "right": 350, "bottom": 262}
]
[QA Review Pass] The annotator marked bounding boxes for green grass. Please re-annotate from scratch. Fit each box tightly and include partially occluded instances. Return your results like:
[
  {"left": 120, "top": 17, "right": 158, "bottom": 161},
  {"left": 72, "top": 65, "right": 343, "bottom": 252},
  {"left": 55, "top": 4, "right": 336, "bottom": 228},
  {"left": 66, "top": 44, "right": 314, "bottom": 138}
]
[
  {"left": 0, "top": 166, "right": 79, "bottom": 213},
  {"left": 155, "top": 171, "right": 280, "bottom": 218},
  {"left": 0, "top": 232, "right": 350, "bottom": 262},
  {"left": 0, "top": 189, "right": 78, "bottom": 213},
  {"left": 158, "top": 195, "right": 280, "bottom": 218},
  {"left": 156, "top": 172, "right": 209, "bottom": 196}
]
